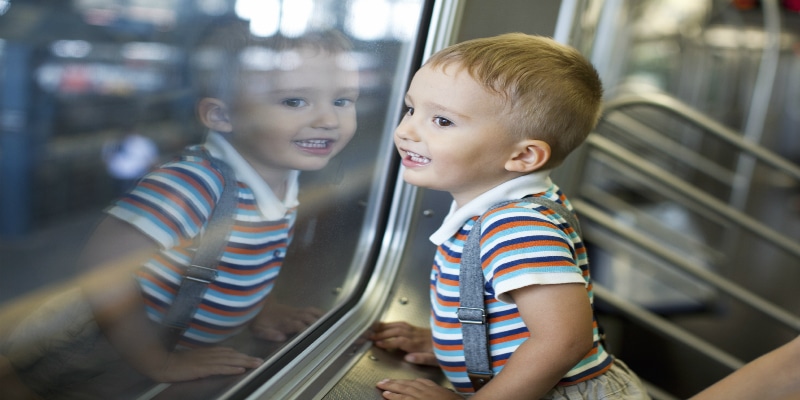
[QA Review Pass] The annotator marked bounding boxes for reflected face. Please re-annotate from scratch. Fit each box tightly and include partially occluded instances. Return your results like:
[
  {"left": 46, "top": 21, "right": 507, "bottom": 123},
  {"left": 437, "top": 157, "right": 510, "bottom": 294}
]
[
  {"left": 227, "top": 48, "right": 360, "bottom": 175},
  {"left": 394, "top": 64, "right": 518, "bottom": 206}
]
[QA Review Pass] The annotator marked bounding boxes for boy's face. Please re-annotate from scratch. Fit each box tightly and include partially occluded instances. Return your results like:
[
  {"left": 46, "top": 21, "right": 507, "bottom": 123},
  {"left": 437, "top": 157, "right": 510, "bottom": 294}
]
[
  {"left": 226, "top": 48, "right": 359, "bottom": 175},
  {"left": 394, "top": 64, "right": 520, "bottom": 206}
]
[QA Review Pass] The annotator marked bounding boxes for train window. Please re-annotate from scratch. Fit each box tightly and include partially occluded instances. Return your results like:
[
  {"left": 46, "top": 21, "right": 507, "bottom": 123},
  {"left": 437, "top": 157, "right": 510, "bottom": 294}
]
[{"left": 0, "top": 0, "right": 427, "bottom": 398}]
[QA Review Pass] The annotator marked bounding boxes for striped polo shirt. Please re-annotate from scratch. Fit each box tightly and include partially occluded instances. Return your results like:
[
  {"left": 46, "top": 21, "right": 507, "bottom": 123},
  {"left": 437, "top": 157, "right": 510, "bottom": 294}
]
[
  {"left": 428, "top": 175, "right": 613, "bottom": 393},
  {"left": 106, "top": 136, "right": 297, "bottom": 347}
]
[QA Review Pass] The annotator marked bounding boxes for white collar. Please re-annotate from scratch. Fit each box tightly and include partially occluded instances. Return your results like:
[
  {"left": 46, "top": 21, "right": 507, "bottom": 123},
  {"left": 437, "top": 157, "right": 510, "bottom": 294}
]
[
  {"left": 429, "top": 171, "right": 553, "bottom": 245},
  {"left": 204, "top": 131, "right": 299, "bottom": 220}
]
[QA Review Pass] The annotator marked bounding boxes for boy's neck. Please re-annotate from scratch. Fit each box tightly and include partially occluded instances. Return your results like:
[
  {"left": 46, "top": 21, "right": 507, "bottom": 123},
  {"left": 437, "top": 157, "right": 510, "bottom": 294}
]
[
  {"left": 268, "top": 178, "right": 288, "bottom": 201},
  {"left": 450, "top": 172, "right": 528, "bottom": 209},
  {"left": 252, "top": 168, "right": 291, "bottom": 201}
]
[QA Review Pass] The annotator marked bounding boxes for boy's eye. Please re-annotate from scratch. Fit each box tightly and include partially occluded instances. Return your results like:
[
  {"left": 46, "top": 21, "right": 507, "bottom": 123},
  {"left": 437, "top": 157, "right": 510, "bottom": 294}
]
[
  {"left": 334, "top": 98, "right": 355, "bottom": 107},
  {"left": 404, "top": 106, "right": 414, "bottom": 116},
  {"left": 282, "top": 98, "right": 308, "bottom": 107},
  {"left": 433, "top": 116, "right": 453, "bottom": 127}
]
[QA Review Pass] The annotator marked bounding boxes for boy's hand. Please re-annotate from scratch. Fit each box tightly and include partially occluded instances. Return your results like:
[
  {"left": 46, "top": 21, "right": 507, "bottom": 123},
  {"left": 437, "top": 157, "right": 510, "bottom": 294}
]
[
  {"left": 370, "top": 322, "right": 437, "bottom": 366},
  {"left": 250, "top": 302, "right": 323, "bottom": 342},
  {"left": 152, "top": 347, "right": 263, "bottom": 382},
  {"left": 376, "top": 378, "right": 462, "bottom": 400}
]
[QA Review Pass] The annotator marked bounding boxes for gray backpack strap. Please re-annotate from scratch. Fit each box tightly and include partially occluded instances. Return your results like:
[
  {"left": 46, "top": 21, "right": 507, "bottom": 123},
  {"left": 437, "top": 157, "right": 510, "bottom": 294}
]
[
  {"left": 162, "top": 148, "right": 238, "bottom": 349},
  {"left": 458, "top": 196, "right": 581, "bottom": 391}
]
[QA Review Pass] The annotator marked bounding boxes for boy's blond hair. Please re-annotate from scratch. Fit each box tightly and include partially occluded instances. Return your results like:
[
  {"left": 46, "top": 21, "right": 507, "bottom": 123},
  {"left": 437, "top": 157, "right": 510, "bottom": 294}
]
[
  {"left": 425, "top": 33, "right": 602, "bottom": 169},
  {"left": 190, "top": 19, "right": 354, "bottom": 105}
]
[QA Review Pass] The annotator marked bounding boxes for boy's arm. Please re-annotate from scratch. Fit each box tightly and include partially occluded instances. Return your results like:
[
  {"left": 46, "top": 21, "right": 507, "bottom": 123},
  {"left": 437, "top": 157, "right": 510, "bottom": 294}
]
[
  {"left": 79, "top": 217, "right": 262, "bottom": 382},
  {"left": 376, "top": 283, "right": 593, "bottom": 400},
  {"left": 471, "top": 282, "right": 593, "bottom": 400}
]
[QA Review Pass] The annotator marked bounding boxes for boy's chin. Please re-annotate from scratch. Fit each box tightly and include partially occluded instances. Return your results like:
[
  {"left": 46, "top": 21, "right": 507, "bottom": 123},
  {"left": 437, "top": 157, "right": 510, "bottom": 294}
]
[
  {"left": 297, "top": 158, "right": 334, "bottom": 171},
  {"left": 401, "top": 172, "right": 432, "bottom": 189}
]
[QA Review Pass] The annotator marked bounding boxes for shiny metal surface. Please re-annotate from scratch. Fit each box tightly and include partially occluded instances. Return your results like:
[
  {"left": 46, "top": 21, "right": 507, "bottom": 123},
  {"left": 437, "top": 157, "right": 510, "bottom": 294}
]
[{"left": 319, "top": 188, "right": 453, "bottom": 400}]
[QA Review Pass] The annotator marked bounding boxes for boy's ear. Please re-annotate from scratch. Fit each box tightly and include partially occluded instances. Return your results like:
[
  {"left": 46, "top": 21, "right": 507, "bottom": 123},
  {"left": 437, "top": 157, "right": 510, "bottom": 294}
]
[
  {"left": 505, "top": 139, "right": 551, "bottom": 173},
  {"left": 197, "top": 98, "right": 233, "bottom": 133}
]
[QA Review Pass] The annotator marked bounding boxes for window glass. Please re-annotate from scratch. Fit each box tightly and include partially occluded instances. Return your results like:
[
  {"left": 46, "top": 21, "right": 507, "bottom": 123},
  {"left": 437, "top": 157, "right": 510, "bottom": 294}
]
[{"left": 0, "top": 0, "right": 425, "bottom": 398}]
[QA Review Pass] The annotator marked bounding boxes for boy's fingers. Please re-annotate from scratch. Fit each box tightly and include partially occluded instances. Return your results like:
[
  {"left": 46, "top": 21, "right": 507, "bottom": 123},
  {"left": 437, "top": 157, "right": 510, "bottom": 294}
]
[
  {"left": 374, "top": 321, "right": 412, "bottom": 332},
  {"left": 376, "top": 378, "right": 412, "bottom": 392},
  {"left": 199, "top": 348, "right": 264, "bottom": 367},
  {"left": 252, "top": 327, "right": 288, "bottom": 341},
  {"left": 374, "top": 336, "right": 410, "bottom": 350},
  {"left": 404, "top": 352, "right": 438, "bottom": 366},
  {"left": 299, "top": 309, "right": 323, "bottom": 324},
  {"left": 200, "top": 365, "right": 248, "bottom": 377},
  {"left": 371, "top": 325, "right": 411, "bottom": 341},
  {"left": 159, "top": 348, "right": 263, "bottom": 381},
  {"left": 376, "top": 378, "right": 454, "bottom": 400}
]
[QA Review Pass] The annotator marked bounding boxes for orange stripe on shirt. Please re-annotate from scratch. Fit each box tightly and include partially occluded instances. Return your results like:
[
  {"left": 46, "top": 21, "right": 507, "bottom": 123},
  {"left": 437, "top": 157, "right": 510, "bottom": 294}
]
[
  {"left": 218, "top": 261, "right": 280, "bottom": 276},
  {"left": 489, "top": 331, "right": 529, "bottom": 345}
]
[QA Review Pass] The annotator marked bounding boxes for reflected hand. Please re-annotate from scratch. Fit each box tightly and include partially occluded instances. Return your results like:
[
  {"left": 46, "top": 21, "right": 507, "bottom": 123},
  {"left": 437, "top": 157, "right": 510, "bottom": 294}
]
[
  {"left": 250, "top": 302, "right": 323, "bottom": 342},
  {"left": 377, "top": 378, "right": 462, "bottom": 400},
  {"left": 370, "top": 322, "right": 437, "bottom": 366},
  {"left": 153, "top": 346, "right": 263, "bottom": 382}
]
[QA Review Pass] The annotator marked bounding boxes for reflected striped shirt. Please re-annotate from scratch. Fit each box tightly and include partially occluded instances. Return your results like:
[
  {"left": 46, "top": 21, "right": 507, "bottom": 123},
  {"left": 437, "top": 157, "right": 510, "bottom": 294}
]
[
  {"left": 106, "top": 150, "right": 295, "bottom": 347},
  {"left": 430, "top": 189, "right": 613, "bottom": 393}
]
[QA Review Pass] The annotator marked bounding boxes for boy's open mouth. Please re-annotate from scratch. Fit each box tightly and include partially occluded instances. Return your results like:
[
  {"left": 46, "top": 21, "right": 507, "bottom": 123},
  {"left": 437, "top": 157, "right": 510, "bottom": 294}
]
[
  {"left": 294, "top": 139, "right": 332, "bottom": 149},
  {"left": 406, "top": 150, "right": 430, "bottom": 164}
]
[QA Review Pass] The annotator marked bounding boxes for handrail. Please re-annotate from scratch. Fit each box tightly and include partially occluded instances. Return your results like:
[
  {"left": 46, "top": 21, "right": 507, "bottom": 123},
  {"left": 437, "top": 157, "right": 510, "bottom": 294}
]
[
  {"left": 587, "top": 149, "right": 733, "bottom": 233},
  {"left": 602, "top": 112, "right": 737, "bottom": 187},
  {"left": 602, "top": 92, "right": 800, "bottom": 182},
  {"left": 585, "top": 134, "right": 800, "bottom": 261},
  {"left": 579, "top": 91, "right": 800, "bottom": 332},
  {"left": 733, "top": 0, "right": 782, "bottom": 210},
  {"left": 575, "top": 198, "right": 800, "bottom": 332},
  {"left": 593, "top": 284, "right": 746, "bottom": 371},
  {"left": 574, "top": 89, "right": 800, "bottom": 396},
  {"left": 580, "top": 185, "right": 725, "bottom": 264}
]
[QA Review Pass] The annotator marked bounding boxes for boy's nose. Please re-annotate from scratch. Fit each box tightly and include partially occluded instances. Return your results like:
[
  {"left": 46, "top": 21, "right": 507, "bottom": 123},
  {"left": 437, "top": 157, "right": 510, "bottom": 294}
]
[
  {"left": 394, "top": 119, "right": 419, "bottom": 141},
  {"left": 313, "top": 105, "right": 339, "bottom": 129}
]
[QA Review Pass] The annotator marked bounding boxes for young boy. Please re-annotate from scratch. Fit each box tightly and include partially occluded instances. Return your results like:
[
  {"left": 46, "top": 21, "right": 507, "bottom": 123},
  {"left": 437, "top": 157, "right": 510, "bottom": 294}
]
[
  {"left": 3, "top": 22, "right": 360, "bottom": 393},
  {"left": 84, "top": 27, "right": 360, "bottom": 381},
  {"left": 372, "top": 33, "right": 649, "bottom": 399}
]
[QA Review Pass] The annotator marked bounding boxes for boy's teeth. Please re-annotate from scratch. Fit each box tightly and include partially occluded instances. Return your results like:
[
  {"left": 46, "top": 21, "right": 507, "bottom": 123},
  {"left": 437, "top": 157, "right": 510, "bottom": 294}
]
[
  {"left": 407, "top": 151, "right": 430, "bottom": 163},
  {"left": 295, "top": 139, "right": 329, "bottom": 148}
]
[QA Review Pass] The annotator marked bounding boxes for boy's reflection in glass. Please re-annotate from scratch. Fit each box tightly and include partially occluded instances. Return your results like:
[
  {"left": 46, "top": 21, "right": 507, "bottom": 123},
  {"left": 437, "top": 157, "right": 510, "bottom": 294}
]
[{"left": 2, "top": 20, "right": 359, "bottom": 397}]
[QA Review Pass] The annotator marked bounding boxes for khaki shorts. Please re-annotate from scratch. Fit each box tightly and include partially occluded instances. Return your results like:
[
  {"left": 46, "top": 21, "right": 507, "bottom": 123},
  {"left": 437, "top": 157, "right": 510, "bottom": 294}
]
[{"left": 541, "top": 359, "right": 652, "bottom": 400}]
